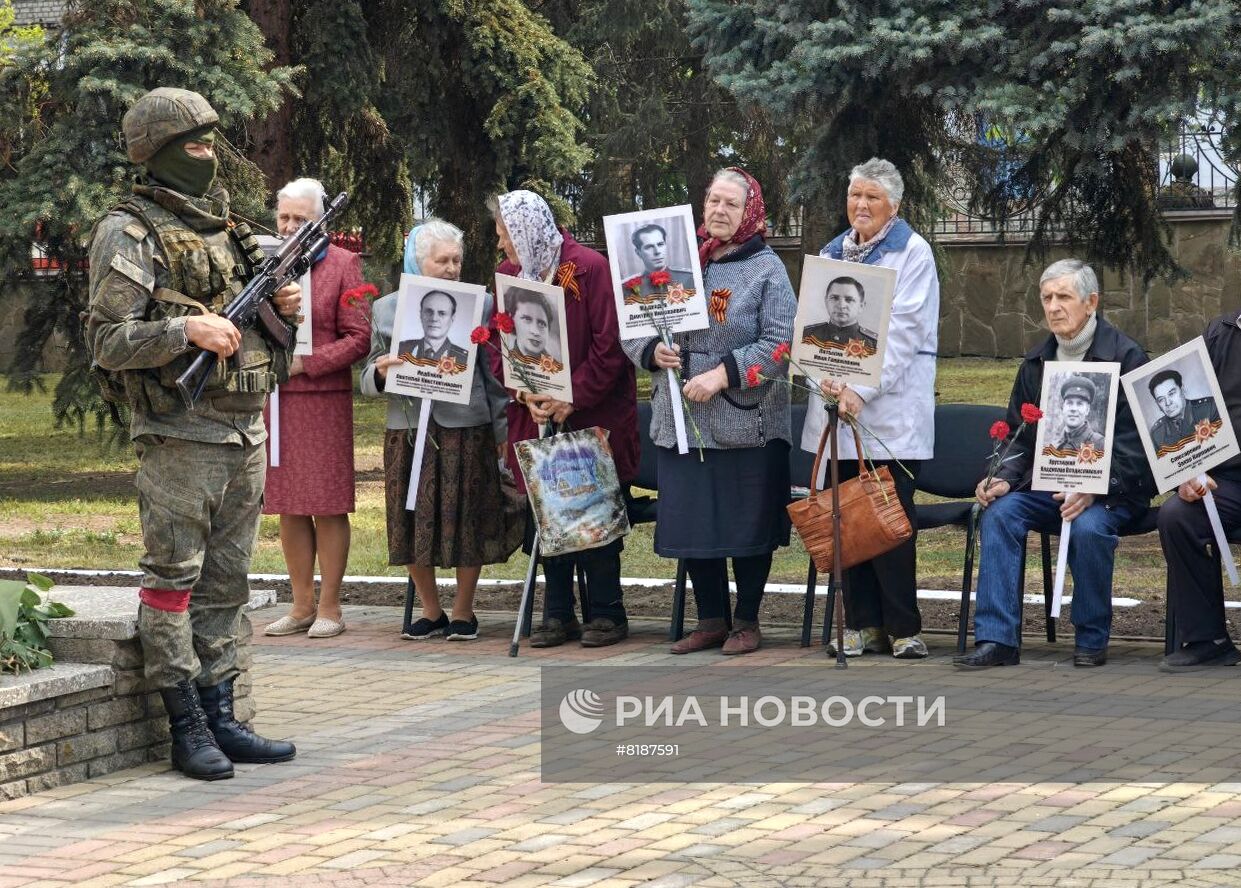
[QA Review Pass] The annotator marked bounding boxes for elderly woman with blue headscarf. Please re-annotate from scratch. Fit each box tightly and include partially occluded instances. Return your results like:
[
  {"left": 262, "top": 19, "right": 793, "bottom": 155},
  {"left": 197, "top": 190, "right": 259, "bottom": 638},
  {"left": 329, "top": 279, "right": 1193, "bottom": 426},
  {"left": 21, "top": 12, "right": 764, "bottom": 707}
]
[{"left": 360, "top": 218, "right": 525, "bottom": 641}]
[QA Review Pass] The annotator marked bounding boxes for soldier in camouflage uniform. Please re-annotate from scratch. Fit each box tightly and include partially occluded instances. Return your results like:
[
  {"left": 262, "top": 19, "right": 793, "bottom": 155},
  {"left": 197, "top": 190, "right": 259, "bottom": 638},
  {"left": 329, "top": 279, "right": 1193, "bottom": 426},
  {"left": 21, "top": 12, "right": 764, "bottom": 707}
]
[{"left": 86, "top": 88, "right": 300, "bottom": 781}]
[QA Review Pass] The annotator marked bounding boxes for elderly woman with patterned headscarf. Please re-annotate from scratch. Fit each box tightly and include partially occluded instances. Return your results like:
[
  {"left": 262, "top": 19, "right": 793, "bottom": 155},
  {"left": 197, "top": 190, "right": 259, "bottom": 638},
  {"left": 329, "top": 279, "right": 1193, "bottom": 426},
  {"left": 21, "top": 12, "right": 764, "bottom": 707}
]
[
  {"left": 801, "top": 158, "right": 940, "bottom": 661},
  {"left": 622, "top": 167, "right": 797, "bottom": 656},
  {"left": 358, "top": 219, "right": 524, "bottom": 642},
  {"left": 491, "top": 190, "right": 639, "bottom": 650}
]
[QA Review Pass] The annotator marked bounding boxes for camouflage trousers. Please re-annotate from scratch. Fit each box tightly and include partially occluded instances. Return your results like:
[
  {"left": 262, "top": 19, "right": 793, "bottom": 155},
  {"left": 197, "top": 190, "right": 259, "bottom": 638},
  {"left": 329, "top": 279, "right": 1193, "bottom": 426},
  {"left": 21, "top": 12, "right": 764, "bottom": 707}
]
[{"left": 133, "top": 435, "right": 265, "bottom": 689}]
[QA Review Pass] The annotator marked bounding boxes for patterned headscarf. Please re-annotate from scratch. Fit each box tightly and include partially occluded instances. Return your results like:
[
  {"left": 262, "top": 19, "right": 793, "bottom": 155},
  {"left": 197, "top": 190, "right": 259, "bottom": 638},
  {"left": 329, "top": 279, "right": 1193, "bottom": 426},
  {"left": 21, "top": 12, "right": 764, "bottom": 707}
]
[
  {"left": 697, "top": 167, "right": 767, "bottom": 266},
  {"left": 402, "top": 224, "right": 424, "bottom": 275},
  {"left": 497, "top": 190, "right": 564, "bottom": 282}
]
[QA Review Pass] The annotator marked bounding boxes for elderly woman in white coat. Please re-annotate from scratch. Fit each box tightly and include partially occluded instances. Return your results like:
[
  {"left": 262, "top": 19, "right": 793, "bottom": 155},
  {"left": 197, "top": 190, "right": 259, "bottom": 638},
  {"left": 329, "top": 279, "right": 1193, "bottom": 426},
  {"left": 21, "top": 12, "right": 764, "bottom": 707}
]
[{"left": 801, "top": 157, "right": 939, "bottom": 660}]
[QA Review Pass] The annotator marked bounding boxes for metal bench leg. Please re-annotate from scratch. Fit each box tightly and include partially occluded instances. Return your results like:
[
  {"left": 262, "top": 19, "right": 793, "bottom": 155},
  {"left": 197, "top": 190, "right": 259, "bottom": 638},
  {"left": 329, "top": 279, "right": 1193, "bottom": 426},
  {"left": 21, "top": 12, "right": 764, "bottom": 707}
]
[
  {"left": 802, "top": 559, "right": 818, "bottom": 648},
  {"left": 403, "top": 575, "right": 417, "bottom": 635},
  {"left": 670, "top": 559, "right": 687, "bottom": 641},
  {"left": 1041, "top": 530, "right": 1055, "bottom": 643},
  {"left": 958, "top": 507, "right": 979, "bottom": 653}
]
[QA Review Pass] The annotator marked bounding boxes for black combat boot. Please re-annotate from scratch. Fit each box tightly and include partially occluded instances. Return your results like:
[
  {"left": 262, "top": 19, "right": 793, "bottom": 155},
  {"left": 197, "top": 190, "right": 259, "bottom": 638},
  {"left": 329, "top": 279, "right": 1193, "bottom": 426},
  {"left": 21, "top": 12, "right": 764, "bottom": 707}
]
[
  {"left": 159, "top": 680, "right": 234, "bottom": 781},
  {"left": 198, "top": 676, "right": 297, "bottom": 764}
]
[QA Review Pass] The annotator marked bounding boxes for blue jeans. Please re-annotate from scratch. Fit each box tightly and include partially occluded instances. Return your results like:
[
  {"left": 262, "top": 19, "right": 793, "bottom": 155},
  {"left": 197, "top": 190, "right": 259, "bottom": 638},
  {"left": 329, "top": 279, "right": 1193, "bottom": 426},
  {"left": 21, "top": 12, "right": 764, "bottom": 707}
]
[{"left": 974, "top": 491, "right": 1136, "bottom": 650}]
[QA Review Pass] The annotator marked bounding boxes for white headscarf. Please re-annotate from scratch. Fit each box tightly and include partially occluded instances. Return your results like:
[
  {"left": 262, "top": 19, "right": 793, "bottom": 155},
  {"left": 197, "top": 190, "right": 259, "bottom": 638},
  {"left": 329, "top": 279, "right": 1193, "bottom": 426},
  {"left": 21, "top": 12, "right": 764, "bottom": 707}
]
[{"left": 497, "top": 190, "right": 563, "bottom": 282}]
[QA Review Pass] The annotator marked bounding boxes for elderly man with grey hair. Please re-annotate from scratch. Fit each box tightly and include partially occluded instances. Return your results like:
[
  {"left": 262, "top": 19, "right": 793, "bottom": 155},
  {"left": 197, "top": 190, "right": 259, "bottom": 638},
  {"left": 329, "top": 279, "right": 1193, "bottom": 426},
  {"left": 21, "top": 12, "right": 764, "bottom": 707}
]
[{"left": 954, "top": 258, "right": 1153, "bottom": 670}]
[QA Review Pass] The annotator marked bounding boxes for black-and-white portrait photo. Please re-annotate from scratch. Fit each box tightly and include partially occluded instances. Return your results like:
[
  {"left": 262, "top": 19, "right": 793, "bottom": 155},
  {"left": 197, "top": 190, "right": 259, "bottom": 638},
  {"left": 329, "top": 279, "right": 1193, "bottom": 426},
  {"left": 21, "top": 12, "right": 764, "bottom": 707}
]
[
  {"left": 1033, "top": 361, "right": 1120, "bottom": 496},
  {"left": 494, "top": 273, "right": 574, "bottom": 401},
  {"left": 504, "top": 284, "right": 563, "bottom": 364},
  {"left": 397, "top": 287, "right": 470, "bottom": 368},
  {"left": 388, "top": 275, "right": 486, "bottom": 406},
  {"left": 602, "top": 205, "right": 709, "bottom": 339},
  {"left": 791, "top": 255, "right": 896, "bottom": 388},
  {"left": 800, "top": 275, "right": 880, "bottom": 355},
  {"left": 1133, "top": 357, "right": 1222, "bottom": 458},
  {"left": 1121, "top": 337, "right": 1239, "bottom": 493},
  {"left": 1040, "top": 370, "right": 1112, "bottom": 457}
]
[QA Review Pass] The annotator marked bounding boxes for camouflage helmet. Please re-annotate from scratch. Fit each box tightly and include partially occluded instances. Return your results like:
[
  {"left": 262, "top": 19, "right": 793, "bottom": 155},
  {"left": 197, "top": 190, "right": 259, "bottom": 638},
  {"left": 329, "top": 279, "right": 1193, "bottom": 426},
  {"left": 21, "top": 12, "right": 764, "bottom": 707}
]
[{"left": 122, "top": 88, "right": 219, "bottom": 163}]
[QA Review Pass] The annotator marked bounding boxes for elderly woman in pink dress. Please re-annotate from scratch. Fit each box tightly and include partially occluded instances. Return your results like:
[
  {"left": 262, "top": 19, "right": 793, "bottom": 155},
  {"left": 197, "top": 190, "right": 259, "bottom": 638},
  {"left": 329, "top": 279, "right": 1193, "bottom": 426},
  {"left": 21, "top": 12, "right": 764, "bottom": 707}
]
[{"left": 262, "top": 178, "right": 370, "bottom": 639}]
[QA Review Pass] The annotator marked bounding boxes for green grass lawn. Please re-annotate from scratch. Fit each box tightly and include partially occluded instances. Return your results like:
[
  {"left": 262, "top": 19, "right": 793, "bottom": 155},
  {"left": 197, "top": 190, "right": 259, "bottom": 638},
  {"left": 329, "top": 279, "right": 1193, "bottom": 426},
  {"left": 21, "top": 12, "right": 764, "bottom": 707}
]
[{"left": 1, "top": 357, "right": 1163, "bottom": 598}]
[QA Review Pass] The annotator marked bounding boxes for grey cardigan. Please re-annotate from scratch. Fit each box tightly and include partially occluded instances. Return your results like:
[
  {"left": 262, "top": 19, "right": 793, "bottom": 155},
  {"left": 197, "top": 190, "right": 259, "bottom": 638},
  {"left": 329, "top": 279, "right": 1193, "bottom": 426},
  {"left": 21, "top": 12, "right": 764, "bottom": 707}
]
[
  {"left": 360, "top": 291, "right": 508, "bottom": 442},
  {"left": 622, "top": 239, "right": 796, "bottom": 449}
]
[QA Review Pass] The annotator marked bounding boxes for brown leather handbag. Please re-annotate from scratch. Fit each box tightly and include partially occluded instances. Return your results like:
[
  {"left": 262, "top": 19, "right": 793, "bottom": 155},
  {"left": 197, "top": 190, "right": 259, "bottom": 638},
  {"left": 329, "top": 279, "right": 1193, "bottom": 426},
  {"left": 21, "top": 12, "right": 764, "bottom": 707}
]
[{"left": 787, "top": 420, "right": 913, "bottom": 573}]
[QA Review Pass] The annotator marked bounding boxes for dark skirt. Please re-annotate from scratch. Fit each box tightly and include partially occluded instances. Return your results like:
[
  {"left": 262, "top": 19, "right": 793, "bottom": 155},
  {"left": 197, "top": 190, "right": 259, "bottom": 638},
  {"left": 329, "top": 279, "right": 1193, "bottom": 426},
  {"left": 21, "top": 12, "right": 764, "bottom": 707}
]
[
  {"left": 384, "top": 420, "right": 526, "bottom": 568},
  {"left": 654, "top": 440, "right": 792, "bottom": 558}
]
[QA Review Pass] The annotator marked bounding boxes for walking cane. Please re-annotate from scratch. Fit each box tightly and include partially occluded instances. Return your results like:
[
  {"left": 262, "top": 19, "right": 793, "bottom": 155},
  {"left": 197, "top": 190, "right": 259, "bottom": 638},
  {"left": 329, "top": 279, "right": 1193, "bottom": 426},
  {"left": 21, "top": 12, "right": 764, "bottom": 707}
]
[
  {"left": 510, "top": 420, "right": 556, "bottom": 657},
  {"left": 819, "top": 403, "right": 849, "bottom": 669}
]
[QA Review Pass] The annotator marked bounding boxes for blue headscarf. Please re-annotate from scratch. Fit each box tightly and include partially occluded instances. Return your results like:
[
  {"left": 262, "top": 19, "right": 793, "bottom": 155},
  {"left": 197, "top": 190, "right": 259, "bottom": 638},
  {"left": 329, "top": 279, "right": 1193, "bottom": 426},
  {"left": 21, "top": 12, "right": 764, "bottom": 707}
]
[{"left": 403, "top": 224, "right": 424, "bottom": 275}]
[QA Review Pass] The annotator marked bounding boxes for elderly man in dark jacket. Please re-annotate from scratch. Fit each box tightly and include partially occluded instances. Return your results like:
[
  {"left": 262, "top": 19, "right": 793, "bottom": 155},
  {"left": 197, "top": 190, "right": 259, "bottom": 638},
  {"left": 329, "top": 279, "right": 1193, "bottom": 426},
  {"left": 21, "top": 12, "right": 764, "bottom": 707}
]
[
  {"left": 1157, "top": 314, "right": 1241, "bottom": 672},
  {"left": 954, "top": 259, "right": 1152, "bottom": 670}
]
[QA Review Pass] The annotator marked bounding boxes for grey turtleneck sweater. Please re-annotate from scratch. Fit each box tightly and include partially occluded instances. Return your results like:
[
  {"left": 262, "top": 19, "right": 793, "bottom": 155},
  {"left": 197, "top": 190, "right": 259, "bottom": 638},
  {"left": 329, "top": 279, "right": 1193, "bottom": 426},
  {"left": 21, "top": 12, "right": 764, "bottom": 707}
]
[{"left": 1055, "top": 313, "right": 1098, "bottom": 361}]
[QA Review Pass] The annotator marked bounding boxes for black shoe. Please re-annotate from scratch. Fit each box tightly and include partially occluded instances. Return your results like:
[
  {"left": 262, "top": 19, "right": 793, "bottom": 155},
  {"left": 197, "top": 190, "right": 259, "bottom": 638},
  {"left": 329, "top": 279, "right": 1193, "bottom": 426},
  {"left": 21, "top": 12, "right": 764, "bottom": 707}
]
[
  {"left": 159, "top": 680, "right": 233, "bottom": 781},
  {"left": 1160, "top": 639, "right": 1241, "bottom": 673},
  {"left": 529, "top": 617, "right": 582, "bottom": 648},
  {"left": 446, "top": 615, "right": 479, "bottom": 641},
  {"left": 1073, "top": 646, "right": 1107, "bottom": 668},
  {"left": 952, "top": 641, "right": 1020, "bottom": 670},
  {"left": 581, "top": 618, "right": 629, "bottom": 648},
  {"left": 402, "top": 612, "right": 448, "bottom": 640},
  {"left": 199, "top": 677, "right": 297, "bottom": 764}
]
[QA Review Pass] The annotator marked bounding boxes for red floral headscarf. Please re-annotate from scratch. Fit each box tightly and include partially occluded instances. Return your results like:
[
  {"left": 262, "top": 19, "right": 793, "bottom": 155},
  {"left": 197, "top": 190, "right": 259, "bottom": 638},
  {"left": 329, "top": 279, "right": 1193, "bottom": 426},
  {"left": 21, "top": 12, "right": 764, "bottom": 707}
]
[{"left": 697, "top": 167, "right": 767, "bottom": 267}]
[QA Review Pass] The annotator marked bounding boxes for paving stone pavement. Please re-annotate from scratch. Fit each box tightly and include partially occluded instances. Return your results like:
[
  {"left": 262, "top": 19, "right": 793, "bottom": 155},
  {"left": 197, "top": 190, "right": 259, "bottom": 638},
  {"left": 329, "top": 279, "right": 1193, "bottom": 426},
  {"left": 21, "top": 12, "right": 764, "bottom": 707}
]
[{"left": 2, "top": 604, "right": 1241, "bottom": 887}]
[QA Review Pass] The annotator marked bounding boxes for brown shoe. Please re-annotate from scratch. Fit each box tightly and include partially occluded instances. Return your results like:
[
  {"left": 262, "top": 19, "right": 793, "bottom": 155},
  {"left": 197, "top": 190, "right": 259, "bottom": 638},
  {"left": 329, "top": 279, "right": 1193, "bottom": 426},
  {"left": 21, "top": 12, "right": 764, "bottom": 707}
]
[
  {"left": 722, "top": 623, "right": 761, "bottom": 655},
  {"left": 529, "top": 617, "right": 582, "bottom": 648},
  {"left": 670, "top": 623, "right": 729, "bottom": 655},
  {"left": 581, "top": 618, "right": 629, "bottom": 647}
]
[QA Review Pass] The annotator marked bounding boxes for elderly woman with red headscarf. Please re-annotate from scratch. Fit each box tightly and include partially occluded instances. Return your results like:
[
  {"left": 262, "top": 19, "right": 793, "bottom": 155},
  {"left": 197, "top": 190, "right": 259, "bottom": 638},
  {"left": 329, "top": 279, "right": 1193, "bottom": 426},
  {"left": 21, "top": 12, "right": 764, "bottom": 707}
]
[
  {"left": 622, "top": 167, "right": 797, "bottom": 656},
  {"left": 491, "top": 190, "right": 640, "bottom": 650}
]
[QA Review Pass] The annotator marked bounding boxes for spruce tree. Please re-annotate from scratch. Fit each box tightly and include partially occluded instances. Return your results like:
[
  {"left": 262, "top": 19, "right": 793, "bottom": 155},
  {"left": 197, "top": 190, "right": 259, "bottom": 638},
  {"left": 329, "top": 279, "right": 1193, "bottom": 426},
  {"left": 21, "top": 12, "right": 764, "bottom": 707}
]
[
  {"left": 0, "top": 0, "right": 296, "bottom": 428},
  {"left": 688, "top": 0, "right": 1241, "bottom": 281}
]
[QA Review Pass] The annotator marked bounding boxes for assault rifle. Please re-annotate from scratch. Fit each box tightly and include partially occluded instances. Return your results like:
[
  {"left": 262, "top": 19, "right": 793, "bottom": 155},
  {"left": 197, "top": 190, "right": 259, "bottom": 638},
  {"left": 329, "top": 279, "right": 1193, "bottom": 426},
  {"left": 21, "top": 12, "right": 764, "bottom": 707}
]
[{"left": 175, "top": 191, "right": 350, "bottom": 408}]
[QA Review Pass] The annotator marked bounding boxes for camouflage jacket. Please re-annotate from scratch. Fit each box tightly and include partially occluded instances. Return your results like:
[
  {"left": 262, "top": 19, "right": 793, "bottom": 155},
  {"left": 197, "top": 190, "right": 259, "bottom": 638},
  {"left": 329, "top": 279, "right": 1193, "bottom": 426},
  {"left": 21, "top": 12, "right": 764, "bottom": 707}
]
[{"left": 86, "top": 182, "right": 293, "bottom": 445}]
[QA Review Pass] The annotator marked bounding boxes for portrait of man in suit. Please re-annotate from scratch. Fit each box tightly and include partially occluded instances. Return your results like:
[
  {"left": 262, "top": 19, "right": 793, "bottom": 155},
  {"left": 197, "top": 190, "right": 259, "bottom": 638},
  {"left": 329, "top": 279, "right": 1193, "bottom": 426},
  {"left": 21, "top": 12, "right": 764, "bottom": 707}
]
[
  {"left": 801, "top": 276, "right": 878, "bottom": 351},
  {"left": 1148, "top": 368, "right": 1220, "bottom": 453},
  {"left": 397, "top": 289, "right": 468, "bottom": 367}
]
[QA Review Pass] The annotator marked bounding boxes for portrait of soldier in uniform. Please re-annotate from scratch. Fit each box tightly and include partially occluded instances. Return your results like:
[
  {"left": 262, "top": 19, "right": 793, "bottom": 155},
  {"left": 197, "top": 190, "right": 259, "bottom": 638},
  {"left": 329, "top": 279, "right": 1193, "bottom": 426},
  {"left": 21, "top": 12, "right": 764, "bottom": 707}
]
[
  {"left": 397, "top": 289, "right": 469, "bottom": 368},
  {"left": 628, "top": 222, "right": 695, "bottom": 296},
  {"left": 1148, "top": 368, "right": 1221, "bottom": 455},
  {"left": 801, "top": 276, "right": 879, "bottom": 352},
  {"left": 1055, "top": 374, "right": 1107, "bottom": 454}
]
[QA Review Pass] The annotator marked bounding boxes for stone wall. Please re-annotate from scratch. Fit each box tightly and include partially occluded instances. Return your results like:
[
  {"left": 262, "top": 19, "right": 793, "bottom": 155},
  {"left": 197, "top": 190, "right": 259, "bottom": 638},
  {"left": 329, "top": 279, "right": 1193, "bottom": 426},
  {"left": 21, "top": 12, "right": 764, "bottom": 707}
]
[
  {"left": 0, "top": 587, "right": 263, "bottom": 800},
  {"left": 771, "top": 210, "right": 1241, "bottom": 358},
  {"left": 935, "top": 210, "right": 1241, "bottom": 358}
]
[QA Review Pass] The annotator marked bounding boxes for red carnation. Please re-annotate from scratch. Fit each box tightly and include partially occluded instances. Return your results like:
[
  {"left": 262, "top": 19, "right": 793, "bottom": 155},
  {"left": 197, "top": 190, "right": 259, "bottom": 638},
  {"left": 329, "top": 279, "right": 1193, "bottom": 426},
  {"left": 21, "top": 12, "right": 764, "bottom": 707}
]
[
  {"left": 746, "top": 365, "right": 762, "bottom": 387},
  {"left": 623, "top": 275, "right": 642, "bottom": 291},
  {"left": 1020, "top": 403, "right": 1044, "bottom": 424},
  {"left": 495, "top": 312, "right": 516, "bottom": 334},
  {"left": 649, "top": 269, "right": 671, "bottom": 287},
  {"left": 772, "top": 342, "right": 791, "bottom": 362},
  {"left": 470, "top": 326, "right": 491, "bottom": 345},
  {"left": 989, "top": 420, "right": 1010, "bottom": 441},
  {"left": 339, "top": 283, "right": 378, "bottom": 310}
]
